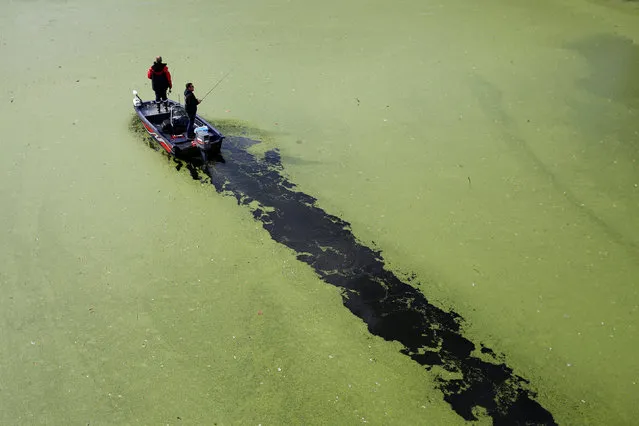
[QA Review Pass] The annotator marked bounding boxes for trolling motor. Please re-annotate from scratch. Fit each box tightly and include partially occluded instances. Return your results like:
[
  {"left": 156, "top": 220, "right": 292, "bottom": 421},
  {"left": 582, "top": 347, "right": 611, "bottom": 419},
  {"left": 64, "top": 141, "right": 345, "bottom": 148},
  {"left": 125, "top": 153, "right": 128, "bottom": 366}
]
[{"left": 132, "top": 90, "right": 143, "bottom": 107}]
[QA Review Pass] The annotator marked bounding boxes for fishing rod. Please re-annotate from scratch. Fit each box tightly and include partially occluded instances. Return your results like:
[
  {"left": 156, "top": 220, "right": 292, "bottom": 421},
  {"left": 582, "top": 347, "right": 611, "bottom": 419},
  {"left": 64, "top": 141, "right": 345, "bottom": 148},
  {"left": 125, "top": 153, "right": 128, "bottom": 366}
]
[{"left": 200, "top": 69, "right": 233, "bottom": 102}]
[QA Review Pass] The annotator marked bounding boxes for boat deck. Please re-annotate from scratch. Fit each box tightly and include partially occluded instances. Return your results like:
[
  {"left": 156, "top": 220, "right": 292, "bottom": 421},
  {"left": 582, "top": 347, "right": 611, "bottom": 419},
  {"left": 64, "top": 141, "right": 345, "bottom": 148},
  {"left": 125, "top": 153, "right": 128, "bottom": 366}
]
[{"left": 139, "top": 103, "right": 171, "bottom": 123}]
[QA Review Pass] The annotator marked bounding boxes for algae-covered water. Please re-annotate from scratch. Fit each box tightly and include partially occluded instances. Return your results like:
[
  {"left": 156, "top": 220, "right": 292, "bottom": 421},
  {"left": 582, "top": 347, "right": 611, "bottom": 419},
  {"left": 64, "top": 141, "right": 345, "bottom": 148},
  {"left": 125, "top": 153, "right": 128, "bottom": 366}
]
[{"left": 1, "top": 0, "right": 638, "bottom": 424}]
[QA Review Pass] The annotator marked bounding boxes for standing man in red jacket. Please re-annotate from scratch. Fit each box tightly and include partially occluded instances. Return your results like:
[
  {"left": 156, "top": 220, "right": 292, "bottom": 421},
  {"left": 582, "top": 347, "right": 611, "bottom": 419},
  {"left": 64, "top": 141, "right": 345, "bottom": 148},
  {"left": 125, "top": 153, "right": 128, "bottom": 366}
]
[{"left": 147, "top": 56, "right": 173, "bottom": 103}]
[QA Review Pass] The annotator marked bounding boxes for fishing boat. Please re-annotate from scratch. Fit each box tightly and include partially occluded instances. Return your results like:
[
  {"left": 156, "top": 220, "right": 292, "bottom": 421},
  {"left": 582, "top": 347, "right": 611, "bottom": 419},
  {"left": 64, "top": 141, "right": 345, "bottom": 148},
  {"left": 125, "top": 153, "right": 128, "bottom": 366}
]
[{"left": 132, "top": 90, "right": 224, "bottom": 161}]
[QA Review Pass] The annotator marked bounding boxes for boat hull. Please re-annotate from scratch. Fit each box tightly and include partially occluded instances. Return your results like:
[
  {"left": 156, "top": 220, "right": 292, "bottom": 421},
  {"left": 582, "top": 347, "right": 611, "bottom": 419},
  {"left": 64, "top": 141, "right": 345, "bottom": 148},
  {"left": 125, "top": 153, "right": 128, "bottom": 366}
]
[{"left": 133, "top": 98, "right": 224, "bottom": 159}]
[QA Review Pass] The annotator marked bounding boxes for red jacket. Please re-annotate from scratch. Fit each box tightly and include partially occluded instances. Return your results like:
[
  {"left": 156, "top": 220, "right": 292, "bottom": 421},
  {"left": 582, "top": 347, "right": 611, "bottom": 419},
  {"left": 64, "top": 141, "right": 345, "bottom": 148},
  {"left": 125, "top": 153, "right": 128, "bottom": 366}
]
[{"left": 147, "top": 63, "right": 172, "bottom": 91}]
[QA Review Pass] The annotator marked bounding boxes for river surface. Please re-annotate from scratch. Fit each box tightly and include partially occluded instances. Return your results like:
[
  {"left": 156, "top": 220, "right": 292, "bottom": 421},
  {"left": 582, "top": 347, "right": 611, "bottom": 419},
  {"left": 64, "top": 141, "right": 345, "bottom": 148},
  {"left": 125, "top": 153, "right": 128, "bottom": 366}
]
[{"left": 1, "top": 0, "right": 638, "bottom": 424}]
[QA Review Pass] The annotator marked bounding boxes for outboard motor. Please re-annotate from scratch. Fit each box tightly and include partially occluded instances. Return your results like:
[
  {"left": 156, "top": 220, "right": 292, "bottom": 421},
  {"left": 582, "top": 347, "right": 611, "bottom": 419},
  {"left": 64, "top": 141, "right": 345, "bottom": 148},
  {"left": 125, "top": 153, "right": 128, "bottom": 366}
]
[
  {"left": 194, "top": 126, "right": 214, "bottom": 149},
  {"left": 194, "top": 126, "right": 215, "bottom": 162}
]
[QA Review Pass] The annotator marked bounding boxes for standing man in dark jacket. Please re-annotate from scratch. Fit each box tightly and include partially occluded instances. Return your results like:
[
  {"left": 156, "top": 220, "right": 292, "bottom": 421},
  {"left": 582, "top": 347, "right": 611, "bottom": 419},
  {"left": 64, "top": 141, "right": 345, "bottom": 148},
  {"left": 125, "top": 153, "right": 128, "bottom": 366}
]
[
  {"left": 184, "top": 82, "right": 201, "bottom": 139},
  {"left": 147, "top": 56, "right": 173, "bottom": 102}
]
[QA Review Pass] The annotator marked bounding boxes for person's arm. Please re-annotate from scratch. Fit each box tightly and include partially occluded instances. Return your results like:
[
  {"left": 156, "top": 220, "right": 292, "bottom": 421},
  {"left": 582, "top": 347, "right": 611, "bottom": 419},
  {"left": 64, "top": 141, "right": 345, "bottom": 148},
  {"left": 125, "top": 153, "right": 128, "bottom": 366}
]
[{"left": 165, "top": 68, "right": 172, "bottom": 89}]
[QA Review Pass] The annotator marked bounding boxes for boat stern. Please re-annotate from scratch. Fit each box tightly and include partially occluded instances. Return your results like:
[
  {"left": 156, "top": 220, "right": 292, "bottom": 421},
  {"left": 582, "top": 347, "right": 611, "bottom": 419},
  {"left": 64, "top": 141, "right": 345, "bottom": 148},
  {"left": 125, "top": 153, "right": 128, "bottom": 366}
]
[{"left": 194, "top": 126, "right": 223, "bottom": 155}]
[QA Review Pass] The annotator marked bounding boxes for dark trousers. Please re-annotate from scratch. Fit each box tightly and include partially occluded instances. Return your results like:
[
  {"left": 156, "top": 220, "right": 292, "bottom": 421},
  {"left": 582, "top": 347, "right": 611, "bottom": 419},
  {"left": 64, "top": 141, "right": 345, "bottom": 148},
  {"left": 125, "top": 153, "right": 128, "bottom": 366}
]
[
  {"left": 154, "top": 89, "right": 168, "bottom": 101},
  {"left": 187, "top": 114, "right": 196, "bottom": 138}
]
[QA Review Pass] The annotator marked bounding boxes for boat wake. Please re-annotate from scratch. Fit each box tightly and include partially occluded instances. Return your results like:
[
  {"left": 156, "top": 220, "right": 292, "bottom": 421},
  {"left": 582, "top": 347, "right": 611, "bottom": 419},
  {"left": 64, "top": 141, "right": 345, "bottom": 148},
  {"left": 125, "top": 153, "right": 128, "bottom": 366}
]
[{"left": 131, "top": 118, "right": 557, "bottom": 425}]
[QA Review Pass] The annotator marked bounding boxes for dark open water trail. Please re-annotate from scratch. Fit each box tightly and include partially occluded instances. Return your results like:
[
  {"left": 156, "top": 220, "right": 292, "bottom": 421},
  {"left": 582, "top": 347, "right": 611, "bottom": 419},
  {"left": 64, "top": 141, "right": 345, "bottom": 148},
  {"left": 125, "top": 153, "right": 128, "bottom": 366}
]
[{"left": 135, "top": 121, "right": 556, "bottom": 424}]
